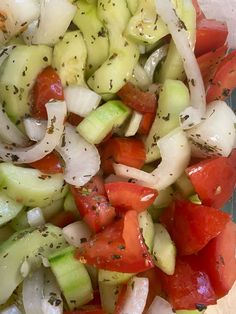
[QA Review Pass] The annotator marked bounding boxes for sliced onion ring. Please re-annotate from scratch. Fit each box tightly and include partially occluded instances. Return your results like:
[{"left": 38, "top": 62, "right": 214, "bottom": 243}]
[
  {"left": 155, "top": 0, "right": 206, "bottom": 129},
  {"left": 114, "top": 128, "right": 191, "bottom": 191},
  {"left": 56, "top": 124, "right": 100, "bottom": 187},
  {"left": 23, "top": 118, "right": 47, "bottom": 142},
  {"left": 0, "top": 101, "right": 66, "bottom": 163}
]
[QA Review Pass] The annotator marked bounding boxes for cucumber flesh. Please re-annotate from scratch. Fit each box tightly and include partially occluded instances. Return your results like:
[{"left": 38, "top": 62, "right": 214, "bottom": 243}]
[
  {"left": 174, "top": 173, "right": 195, "bottom": 198},
  {"left": 0, "top": 163, "right": 68, "bottom": 208},
  {"left": 64, "top": 192, "right": 80, "bottom": 219},
  {"left": 152, "top": 223, "right": 176, "bottom": 275},
  {"left": 138, "top": 210, "right": 155, "bottom": 252},
  {"left": 10, "top": 208, "right": 29, "bottom": 231},
  {"left": 98, "top": 269, "right": 133, "bottom": 285},
  {"left": 76, "top": 100, "right": 131, "bottom": 144},
  {"left": 0, "top": 225, "right": 14, "bottom": 244},
  {"left": 49, "top": 246, "right": 93, "bottom": 310},
  {"left": 0, "top": 191, "right": 24, "bottom": 227},
  {"left": 99, "top": 282, "right": 121, "bottom": 314},
  {"left": 0, "top": 224, "right": 67, "bottom": 304}
]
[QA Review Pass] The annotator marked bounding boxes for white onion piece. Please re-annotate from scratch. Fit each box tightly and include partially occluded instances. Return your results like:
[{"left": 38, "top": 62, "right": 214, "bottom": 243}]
[
  {"left": 27, "top": 207, "right": 45, "bottom": 227},
  {"left": 41, "top": 269, "right": 63, "bottom": 314},
  {"left": 0, "top": 0, "right": 40, "bottom": 44},
  {"left": 199, "top": 0, "right": 236, "bottom": 49},
  {"left": 56, "top": 124, "right": 100, "bottom": 187},
  {"left": 23, "top": 268, "right": 44, "bottom": 314},
  {"left": 0, "top": 305, "right": 22, "bottom": 314},
  {"left": 119, "top": 277, "right": 149, "bottom": 314},
  {"left": 23, "top": 118, "right": 47, "bottom": 142},
  {"left": 0, "top": 101, "right": 66, "bottom": 163},
  {"left": 0, "top": 103, "right": 29, "bottom": 146},
  {"left": 144, "top": 45, "right": 168, "bottom": 82},
  {"left": 187, "top": 101, "right": 236, "bottom": 158},
  {"left": 114, "top": 128, "right": 191, "bottom": 190},
  {"left": 105, "top": 174, "right": 132, "bottom": 184},
  {"left": 147, "top": 296, "right": 175, "bottom": 314},
  {"left": 63, "top": 221, "right": 92, "bottom": 248},
  {"left": 125, "top": 111, "right": 143, "bottom": 137},
  {"left": 64, "top": 85, "right": 101, "bottom": 118},
  {"left": 131, "top": 63, "right": 151, "bottom": 89},
  {"left": 23, "top": 0, "right": 76, "bottom": 46},
  {"left": 155, "top": 0, "right": 206, "bottom": 129}
]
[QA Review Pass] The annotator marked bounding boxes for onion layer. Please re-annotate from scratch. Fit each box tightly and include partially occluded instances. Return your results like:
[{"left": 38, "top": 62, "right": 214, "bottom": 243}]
[
  {"left": 63, "top": 221, "right": 92, "bottom": 248},
  {"left": 147, "top": 296, "right": 175, "bottom": 314},
  {"left": 114, "top": 128, "right": 191, "bottom": 190},
  {"left": 0, "top": 101, "right": 67, "bottom": 164},
  {"left": 23, "top": 118, "right": 47, "bottom": 142},
  {"left": 187, "top": 100, "right": 236, "bottom": 158},
  {"left": 0, "top": 305, "right": 22, "bottom": 314},
  {"left": 56, "top": 124, "right": 100, "bottom": 187},
  {"left": 155, "top": 0, "right": 206, "bottom": 129}
]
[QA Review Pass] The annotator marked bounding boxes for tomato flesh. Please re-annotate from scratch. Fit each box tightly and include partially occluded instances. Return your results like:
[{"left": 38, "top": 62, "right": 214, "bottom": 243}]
[
  {"left": 29, "top": 151, "right": 63, "bottom": 174},
  {"left": 105, "top": 182, "right": 158, "bottom": 213},
  {"left": 32, "top": 66, "right": 64, "bottom": 119},
  {"left": 117, "top": 82, "right": 157, "bottom": 113},
  {"left": 192, "top": 0, "right": 205, "bottom": 22},
  {"left": 186, "top": 156, "right": 236, "bottom": 209},
  {"left": 50, "top": 211, "right": 76, "bottom": 228},
  {"left": 76, "top": 210, "right": 154, "bottom": 273},
  {"left": 160, "top": 256, "right": 217, "bottom": 310},
  {"left": 199, "top": 221, "right": 236, "bottom": 298},
  {"left": 171, "top": 200, "right": 230, "bottom": 255},
  {"left": 100, "top": 137, "right": 146, "bottom": 175}
]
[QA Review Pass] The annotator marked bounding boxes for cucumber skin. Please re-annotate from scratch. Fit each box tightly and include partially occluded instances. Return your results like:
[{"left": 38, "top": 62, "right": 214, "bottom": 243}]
[{"left": 0, "top": 224, "right": 67, "bottom": 305}]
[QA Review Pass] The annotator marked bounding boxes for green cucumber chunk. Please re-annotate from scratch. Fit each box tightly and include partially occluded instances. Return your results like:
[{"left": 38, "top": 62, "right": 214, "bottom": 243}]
[
  {"left": 10, "top": 208, "right": 29, "bottom": 231},
  {"left": 64, "top": 192, "right": 80, "bottom": 219},
  {"left": 0, "top": 225, "right": 14, "bottom": 244},
  {"left": 152, "top": 223, "right": 176, "bottom": 275},
  {"left": 52, "top": 31, "right": 87, "bottom": 86},
  {"left": 127, "top": 0, "right": 139, "bottom": 15},
  {"left": 145, "top": 79, "right": 190, "bottom": 162},
  {"left": 0, "top": 163, "right": 68, "bottom": 207},
  {"left": 98, "top": 269, "right": 133, "bottom": 285},
  {"left": 0, "top": 191, "right": 24, "bottom": 226},
  {"left": 189, "top": 194, "right": 202, "bottom": 205},
  {"left": 99, "top": 282, "right": 121, "bottom": 314},
  {"left": 73, "top": 0, "right": 109, "bottom": 76},
  {"left": 0, "top": 224, "right": 67, "bottom": 304},
  {"left": 49, "top": 246, "right": 93, "bottom": 310},
  {"left": 138, "top": 210, "right": 155, "bottom": 252},
  {"left": 76, "top": 100, "right": 131, "bottom": 144},
  {"left": 0, "top": 45, "right": 52, "bottom": 123},
  {"left": 174, "top": 173, "right": 195, "bottom": 198}
]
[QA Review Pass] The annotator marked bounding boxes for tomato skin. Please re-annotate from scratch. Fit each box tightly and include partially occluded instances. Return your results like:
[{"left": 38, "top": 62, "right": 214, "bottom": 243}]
[
  {"left": 71, "top": 176, "right": 115, "bottom": 233},
  {"left": 206, "top": 50, "right": 236, "bottom": 102},
  {"left": 199, "top": 221, "right": 236, "bottom": 298},
  {"left": 76, "top": 210, "right": 154, "bottom": 273},
  {"left": 32, "top": 66, "right": 64, "bottom": 119},
  {"left": 192, "top": 0, "right": 205, "bottom": 22},
  {"left": 138, "top": 112, "right": 156, "bottom": 135},
  {"left": 105, "top": 182, "right": 158, "bottom": 213},
  {"left": 186, "top": 157, "right": 236, "bottom": 209},
  {"left": 100, "top": 137, "right": 146, "bottom": 175},
  {"left": 171, "top": 200, "right": 230, "bottom": 255},
  {"left": 197, "top": 45, "right": 227, "bottom": 88},
  {"left": 50, "top": 211, "right": 76, "bottom": 228},
  {"left": 66, "top": 112, "right": 83, "bottom": 126},
  {"left": 195, "top": 19, "right": 228, "bottom": 57},
  {"left": 117, "top": 82, "right": 157, "bottom": 113},
  {"left": 160, "top": 256, "right": 217, "bottom": 310},
  {"left": 29, "top": 151, "right": 63, "bottom": 174}
]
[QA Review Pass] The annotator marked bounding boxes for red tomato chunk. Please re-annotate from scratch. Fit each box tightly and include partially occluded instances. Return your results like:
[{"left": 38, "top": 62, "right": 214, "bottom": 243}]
[{"left": 29, "top": 151, "right": 63, "bottom": 174}]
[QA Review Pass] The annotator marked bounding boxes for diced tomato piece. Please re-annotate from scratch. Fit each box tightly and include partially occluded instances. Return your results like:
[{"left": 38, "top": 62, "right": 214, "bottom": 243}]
[
  {"left": 115, "top": 285, "right": 127, "bottom": 314},
  {"left": 105, "top": 182, "right": 158, "bottom": 213},
  {"left": 76, "top": 210, "right": 154, "bottom": 273},
  {"left": 199, "top": 221, "right": 236, "bottom": 298},
  {"left": 206, "top": 50, "right": 236, "bottom": 102},
  {"left": 192, "top": 0, "right": 205, "bottom": 22},
  {"left": 117, "top": 82, "right": 157, "bottom": 113},
  {"left": 197, "top": 45, "right": 227, "bottom": 88},
  {"left": 67, "top": 112, "right": 83, "bottom": 126},
  {"left": 186, "top": 156, "right": 236, "bottom": 209},
  {"left": 29, "top": 151, "right": 63, "bottom": 174},
  {"left": 160, "top": 256, "right": 217, "bottom": 310},
  {"left": 171, "top": 200, "right": 230, "bottom": 255},
  {"left": 71, "top": 176, "right": 115, "bottom": 233},
  {"left": 32, "top": 66, "right": 64, "bottom": 119},
  {"left": 138, "top": 112, "right": 156, "bottom": 135},
  {"left": 195, "top": 19, "right": 228, "bottom": 57},
  {"left": 100, "top": 137, "right": 146, "bottom": 175},
  {"left": 50, "top": 211, "right": 76, "bottom": 228}
]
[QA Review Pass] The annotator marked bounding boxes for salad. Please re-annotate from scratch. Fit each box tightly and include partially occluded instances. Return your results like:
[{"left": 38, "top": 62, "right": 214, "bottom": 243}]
[{"left": 0, "top": 0, "right": 235, "bottom": 313}]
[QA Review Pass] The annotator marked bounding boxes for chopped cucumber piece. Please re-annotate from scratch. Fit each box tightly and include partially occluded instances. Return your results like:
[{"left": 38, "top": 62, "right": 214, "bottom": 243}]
[
  {"left": 145, "top": 79, "right": 190, "bottom": 162},
  {"left": 98, "top": 269, "right": 133, "bottom": 285},
  {"left": 189, "top": 194, "right": 202, "bottom": 205},
  {"left": 138, "top": 210, "right": 155, "bottom": 252},
  {"left": 174, "top": 173, "right": 195, "bottom": 198},
  {"left": 73, "top": 0, "right": 109, "bottom": 76},
  {"left": 64, "top": 192, "right": 80, "bottom": 219},
  {"left": 127, "top": 0, "right": 139, "bottom": 15},
  {"left": 85, "top": 265, "right": 98, "bottom": 289},
  {"left": 0, "top": 225, "right": 14, "bottom": 244},
  {"left": 99, "top": 282, "right": 121, "bottom": 314},
  {"left": 0, "top": 224, "right": 67, "bottom": 304},
  {"left": 10, "top": 208, "right": 29, "bottom": 231},
  {"left": 41, "top": 198, "right": 65, "bottom": 221},
  {"left": 52, "top": 31, "right": 87, "bottom": 86},
  {"left": 0, "top": 191, "right": 24, "bottom": 227},
  {"left": 152, "top": 223, "right": 176, "bottom": 275},
  {"left": 0, "top": 163, "right": 68, "bottom": 208},
  {"left": 49, "top": 247, "right": 93, "bottom": 310},
  {"left": 0, "top": 45, "right": 52, "bottom": 123},
  {"left": 77, "top": 100, "right": 131, "bottom": 144}
]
